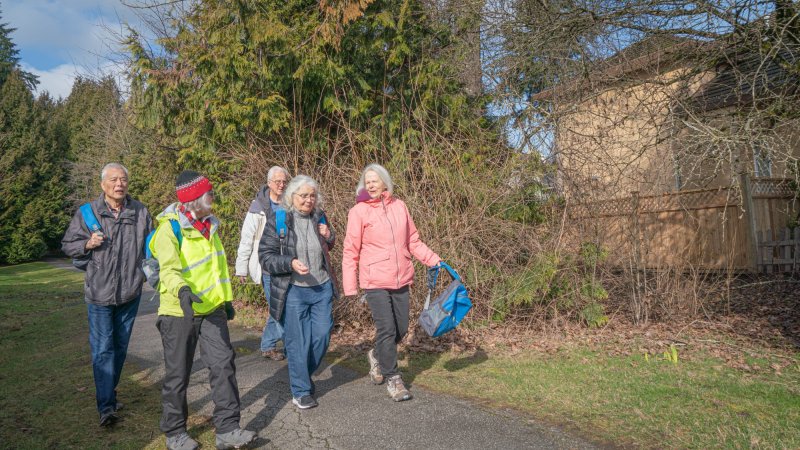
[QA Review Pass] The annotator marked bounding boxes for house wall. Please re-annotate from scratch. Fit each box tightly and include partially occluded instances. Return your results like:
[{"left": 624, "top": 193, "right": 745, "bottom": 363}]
[
  {"left": 554, "top": 66, "right": 800, "bottom": 200},
  {"left": 555, "top": 67, "right": 709, "bottom": 199}
]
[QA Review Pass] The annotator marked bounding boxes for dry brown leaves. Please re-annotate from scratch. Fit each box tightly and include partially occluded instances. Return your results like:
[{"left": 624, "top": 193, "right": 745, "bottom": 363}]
[{"left": 324, "top": 277, "right": 799, "bottom": 374}]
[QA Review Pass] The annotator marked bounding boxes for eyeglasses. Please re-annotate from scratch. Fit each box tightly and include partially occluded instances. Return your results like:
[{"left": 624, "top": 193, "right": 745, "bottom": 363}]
[
  {"left": 294, "top": 193, "right": 316, "bottom": 200},
  {"left": 270, "top": 180, "right": 288, "bottom": 186}
]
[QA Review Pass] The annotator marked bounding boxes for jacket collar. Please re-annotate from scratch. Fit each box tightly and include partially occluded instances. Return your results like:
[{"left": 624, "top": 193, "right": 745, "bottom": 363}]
[
  {"left": 357, "top": 189, "right": 392, "bottom": 206},
  {"left": 95, "top": 194, "right": 134, "bottom": 219}
]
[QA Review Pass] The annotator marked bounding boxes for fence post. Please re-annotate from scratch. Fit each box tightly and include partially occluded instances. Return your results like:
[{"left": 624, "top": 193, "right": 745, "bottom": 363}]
[
  {"left": 792, "top": 227, "right": 800, "bottom": 273},
  {"left": 629, "top": 191, "right": 646, "bottom": 323},
  {"left": 740, "top": 174, "right": 760, "bottom": 273}
]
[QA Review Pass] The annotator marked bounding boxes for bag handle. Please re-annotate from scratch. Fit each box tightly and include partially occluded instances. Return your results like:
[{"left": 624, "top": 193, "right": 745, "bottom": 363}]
[{"left": 423, "top": 261, "right": 460, "bottom": 310}]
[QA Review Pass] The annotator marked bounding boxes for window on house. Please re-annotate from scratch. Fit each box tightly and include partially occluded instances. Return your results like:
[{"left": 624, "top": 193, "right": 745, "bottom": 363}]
[{"left": 754, "top": 145, "right": 772, "bottom": 178}]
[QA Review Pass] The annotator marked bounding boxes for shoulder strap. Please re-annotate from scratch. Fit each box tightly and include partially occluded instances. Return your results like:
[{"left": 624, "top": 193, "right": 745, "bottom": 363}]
[
  {"left": 79, "top": 203, "right": 102, "bottom": 232},
  {"left": 439, "top": 262, "right": 460, "bottom": 281},
  {"left": 169, "top": 219, "right": 183, "bottom": 248},
  {"left": 424, "top": 262, "right": 459, "bottom": 310},
  {"left": 143, "top": 219, "right": 182, "bottom": 259},
  {"left": 275, "top": 208, "right": 287, "bottom": 239}
]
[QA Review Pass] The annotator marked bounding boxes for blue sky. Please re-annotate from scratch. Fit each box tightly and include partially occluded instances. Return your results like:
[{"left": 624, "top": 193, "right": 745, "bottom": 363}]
[{"left": 3, "top": 0, "right": 146, "bottom": 99}]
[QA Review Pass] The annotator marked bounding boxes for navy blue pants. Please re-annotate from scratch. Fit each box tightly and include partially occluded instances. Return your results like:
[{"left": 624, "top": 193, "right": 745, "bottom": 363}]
[
  {"left": 87, "top": 295, "right": 141, "bottom": 416},
  {"left": 283, "top": 281, "right": 333, "bottom": 398}
]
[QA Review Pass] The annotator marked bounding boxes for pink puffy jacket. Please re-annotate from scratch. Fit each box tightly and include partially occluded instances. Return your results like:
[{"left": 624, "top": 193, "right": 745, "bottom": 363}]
[{"left": 342, "top": 191, "right": 441, "bottom": 295}]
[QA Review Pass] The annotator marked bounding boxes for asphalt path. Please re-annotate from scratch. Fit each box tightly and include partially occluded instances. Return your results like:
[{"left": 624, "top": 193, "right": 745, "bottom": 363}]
[{"left": 49, "top": 259, "right": 597, "bottom": 449}]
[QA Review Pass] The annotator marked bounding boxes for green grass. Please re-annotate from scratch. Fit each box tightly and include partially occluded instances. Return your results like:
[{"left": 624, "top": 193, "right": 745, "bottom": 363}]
[
  {"left": 0, "top": 262, "right": 169, "bottom": 449},
  {"left": 4, "top": 262, "right": 799, "bottom": 449},
  {"left": 333, "top": 344, "right": 800, "bottom": 449}
]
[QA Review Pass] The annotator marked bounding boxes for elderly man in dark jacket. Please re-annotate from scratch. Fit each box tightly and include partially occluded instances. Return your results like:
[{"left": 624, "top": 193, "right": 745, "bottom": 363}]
[{"left": 61, "top": 162, "right": 153, "bottom": 427}]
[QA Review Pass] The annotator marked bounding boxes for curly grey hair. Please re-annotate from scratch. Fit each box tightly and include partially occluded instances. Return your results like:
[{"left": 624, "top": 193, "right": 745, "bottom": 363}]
[{"left": 282, "top": 175, "right": 323, "bottom": 212}]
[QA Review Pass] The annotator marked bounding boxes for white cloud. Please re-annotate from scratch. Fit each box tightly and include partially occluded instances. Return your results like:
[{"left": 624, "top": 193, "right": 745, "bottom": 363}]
[
  {"left": 22, "top": 63, "right": 80, "bottom": 100},
  {"left": 5, "top": 1, "right": 141, "bottom": 69},
  {"left": 23, "top": 60, "right": 129, "bottom": 100},
  {"left": 3, "top": 1, "right": 153, "bottom": 99}
]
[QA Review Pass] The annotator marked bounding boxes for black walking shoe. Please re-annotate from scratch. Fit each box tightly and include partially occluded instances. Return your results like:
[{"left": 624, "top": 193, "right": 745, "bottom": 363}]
[
  {"left": 99, "top": 412, "right": 119, "bottom": 427},
  {"left": 292, "top": 395, "right": 318, "bottom": 409}
]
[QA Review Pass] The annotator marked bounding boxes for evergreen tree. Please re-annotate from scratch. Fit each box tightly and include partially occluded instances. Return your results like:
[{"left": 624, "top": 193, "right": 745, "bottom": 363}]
[
  {"left": 0, "top": 75, "right": 70, "bottom": 264},
  {"left": 0, "top": 7, "right": 37, "bottom": 89},
  {"left": 59, "top": 76, "right": 123, "bottom": 204}
]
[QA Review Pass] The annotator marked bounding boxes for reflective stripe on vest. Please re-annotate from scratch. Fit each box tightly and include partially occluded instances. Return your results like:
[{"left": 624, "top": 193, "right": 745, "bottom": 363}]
[{"left": 169, "top": 230, "right": 232, "bottom": 315}]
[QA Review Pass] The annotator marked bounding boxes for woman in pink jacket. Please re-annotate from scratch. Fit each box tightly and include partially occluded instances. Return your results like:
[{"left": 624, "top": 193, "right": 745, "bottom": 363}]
[{"left": 342, "top": 163, "right": 441, "bottom": 402}]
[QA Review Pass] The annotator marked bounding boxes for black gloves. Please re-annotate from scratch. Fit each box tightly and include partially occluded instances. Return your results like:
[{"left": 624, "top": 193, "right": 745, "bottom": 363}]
[
  {"left": 178, "top": 286, "right": 203, "bottom": 320},
  {"left": 224, "top": 302, "right": 235, "bottom": 321}
]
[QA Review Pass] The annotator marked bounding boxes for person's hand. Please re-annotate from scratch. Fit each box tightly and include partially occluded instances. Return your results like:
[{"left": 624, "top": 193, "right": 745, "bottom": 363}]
[
  {"left": 291, "top": 259, "right": 309, "bottom": 275},
  {"left": 178, "top": 286, "right": 203, "bottom": 321},
  {"left": 85, "top": 231, "right": 104, "bottom": 250},
  {"left": 318, "top": 223, "right": 330, "bottom": 239},
  {"left": 224, "top": 302, "right": 235, "bottom": 321},
  {"left": 237, "top": 275, "right": 248, "bottom": 284}
]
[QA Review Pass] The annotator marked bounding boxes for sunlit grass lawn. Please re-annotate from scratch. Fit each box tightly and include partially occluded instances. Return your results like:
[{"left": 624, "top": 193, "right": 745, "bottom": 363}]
[
  {"left": 0, "top": 262, "right": 171, "bottom": 449},
  {"left": 334, "top": 339, "right": 800, "bottom": 449},
  {"left": 4, "top": 262, "right": 799, "bottom": 449}
]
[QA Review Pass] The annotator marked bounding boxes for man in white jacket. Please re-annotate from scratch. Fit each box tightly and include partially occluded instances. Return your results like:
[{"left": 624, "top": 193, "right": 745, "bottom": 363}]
[{"left": 235, "top": 166, "right": 290, "bottom": 360}]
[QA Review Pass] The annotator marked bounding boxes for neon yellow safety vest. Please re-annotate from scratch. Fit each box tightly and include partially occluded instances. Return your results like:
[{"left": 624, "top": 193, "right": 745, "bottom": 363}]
[{"left": 150, "top": 209, "right": 233, "bottom": 317}]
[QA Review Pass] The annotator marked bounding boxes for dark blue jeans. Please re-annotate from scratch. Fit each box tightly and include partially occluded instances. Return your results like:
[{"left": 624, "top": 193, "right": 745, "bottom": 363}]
[
  {"left": 283, "top": 281, "right": 333, "bottom": 398},
  {"left": 260, "top": 274, "right": 284, "bottom": 352},
  {"left": 87, "top": 295, "right": 141, "bottom": 415}
]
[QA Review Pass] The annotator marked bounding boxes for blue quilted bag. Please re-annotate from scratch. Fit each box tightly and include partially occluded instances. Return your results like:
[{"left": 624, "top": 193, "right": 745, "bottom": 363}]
[{"left": 419, "top": 262, "right": 472, "bottom": 337}]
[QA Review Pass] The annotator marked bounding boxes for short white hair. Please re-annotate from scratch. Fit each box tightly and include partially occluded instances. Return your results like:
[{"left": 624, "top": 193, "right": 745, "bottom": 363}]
[
  {"left": 183, "top": 191, "right": 213, "bottom": 214},
  {"left": 356, "top": 163, "right": 393, "bottom": 195},
  {"left": 267, "top": 166, "right": 290, "bottom": 182},
  {"left": 283, "top": 175, "right": 323, "bottom": 212},
  {"left": 101, "top": 163, "right": 129, "bottom": 181}
]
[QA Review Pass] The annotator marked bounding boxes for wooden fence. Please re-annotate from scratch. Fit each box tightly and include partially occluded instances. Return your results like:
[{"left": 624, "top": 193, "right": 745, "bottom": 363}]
[
  {"left": 567, "top": 177, "right": 798, "bottom": 272},
  {"left": 757, "top": 227, "right": 800, "bottom": 273}
]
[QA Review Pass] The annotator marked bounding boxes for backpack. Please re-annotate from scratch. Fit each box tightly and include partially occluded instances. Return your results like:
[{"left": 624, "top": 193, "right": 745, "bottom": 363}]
[
  {"left": 419, "top": 262, "right": 473, "bottom": 338},
  {"left": 274, "top": 209, "right": 326, "bottom": 241},
  {"left": 141, "top": 219, "right": 182, "bottom": 289},
  {"left": 72, "top": 203, "right": 103, "bottom": 271}
]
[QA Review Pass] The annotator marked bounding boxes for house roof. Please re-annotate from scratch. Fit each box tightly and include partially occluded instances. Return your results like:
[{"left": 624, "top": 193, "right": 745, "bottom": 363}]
[
  {"left": 682, "top": 48, "right": 800, "bottom": 113},
  {"left": 530, "top": 36, "right": 705, "bottom": 102}
]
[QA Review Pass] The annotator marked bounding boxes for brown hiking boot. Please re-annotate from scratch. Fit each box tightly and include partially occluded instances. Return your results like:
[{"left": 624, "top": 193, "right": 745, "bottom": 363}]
[
  {"left": 387, "top": 375, "right": 412, "bottom": 402},
  {"left": 261, "top": 349, "right": 285, "bottom": 361},
  {"left": 367, "top": 348, "right": 384, "bottom": 384}
]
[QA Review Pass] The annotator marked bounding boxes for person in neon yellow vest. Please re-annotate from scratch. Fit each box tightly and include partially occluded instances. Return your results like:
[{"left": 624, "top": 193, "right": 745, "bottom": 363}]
[{"left": 149, "top": 171, "right": 256, "bottom": 450}]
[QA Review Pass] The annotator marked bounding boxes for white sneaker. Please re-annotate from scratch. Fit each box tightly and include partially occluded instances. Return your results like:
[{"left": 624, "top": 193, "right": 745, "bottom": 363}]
[
  {"left": 367, "top": 348, "right": 384, "bottom": 384},
  {"left": 166, "top": 432, "right": 199, "bottom": 450},
  {"left": 387, "top": 375, "right": 412, "bottom": 402},
  {"left": 215, "top": 428, "right": 256, "bottom": 449}
]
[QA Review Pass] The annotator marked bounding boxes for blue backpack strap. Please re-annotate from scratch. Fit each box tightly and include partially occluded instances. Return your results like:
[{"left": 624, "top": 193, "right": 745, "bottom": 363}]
[
  {"left": 79, "top": 203, "right": 102, "bottom": 233},
  {"left": 275, "top": 208, "right": 287, "bottom": 239},
  {"left": 144, "top": 231, "right": 155, "bottom": 259},
  {"left": 169, "top": 219, "right": 182, "bottom": 248},
  {"left": 439, "top": 261, "right": 461, "bottom": 282},
  {"left": 144, "top": 219, "right": 182, "bottom": 259}
]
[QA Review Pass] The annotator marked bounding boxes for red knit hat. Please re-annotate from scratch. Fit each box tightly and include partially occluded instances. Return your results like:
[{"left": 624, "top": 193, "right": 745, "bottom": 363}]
[{"left": 175, "top": 170, "right": 213, "bottom": 203}]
